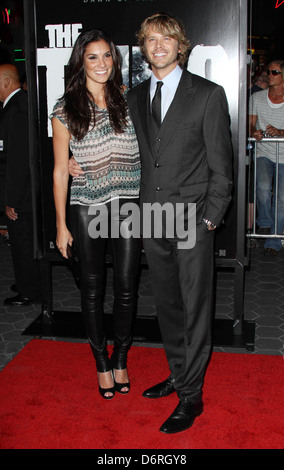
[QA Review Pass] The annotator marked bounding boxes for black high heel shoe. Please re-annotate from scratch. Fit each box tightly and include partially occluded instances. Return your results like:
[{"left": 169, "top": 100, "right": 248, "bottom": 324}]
[
  {"left": 113, "top": 371, "right": 130, "bottom": 394},
  {"left": 111, "top": 346, "right": 130, "bottom": 394},
  {"left": 98, "top": 371, "right": 115, "bottom": 400},
  {"left": 93, "top": 349, "right": 115, "bottom": 400}
]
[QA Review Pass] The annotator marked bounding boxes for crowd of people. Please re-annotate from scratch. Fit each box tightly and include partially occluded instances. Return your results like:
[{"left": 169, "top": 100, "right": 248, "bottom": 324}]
[{"left": 0, "top": 11, "right": 282, "bottom": 435}]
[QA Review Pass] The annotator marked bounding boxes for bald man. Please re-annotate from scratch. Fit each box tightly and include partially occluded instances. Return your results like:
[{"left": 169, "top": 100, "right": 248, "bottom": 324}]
[{"left": 0, "top": 64, "right": 41, "bottom": 306}]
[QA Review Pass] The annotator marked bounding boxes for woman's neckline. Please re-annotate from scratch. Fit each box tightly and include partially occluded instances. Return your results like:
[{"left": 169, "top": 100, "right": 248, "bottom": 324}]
[{"left": 94, "top": 102, "right": 107, "bottom": 111}]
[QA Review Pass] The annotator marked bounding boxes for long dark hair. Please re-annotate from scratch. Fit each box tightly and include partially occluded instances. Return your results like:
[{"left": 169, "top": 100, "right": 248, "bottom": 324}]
[{"left": 63, "top": 29, "right": 127, "bottom": 140}]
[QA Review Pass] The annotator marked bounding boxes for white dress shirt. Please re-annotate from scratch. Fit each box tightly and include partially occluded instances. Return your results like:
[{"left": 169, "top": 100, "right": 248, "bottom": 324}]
[{"left": 150, "top": 65, "right": 183, "bottom": 122}]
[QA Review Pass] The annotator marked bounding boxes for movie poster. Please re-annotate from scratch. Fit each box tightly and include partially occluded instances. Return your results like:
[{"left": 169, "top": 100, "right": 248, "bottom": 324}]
[{"left": 26, "top": 0, "right": 247, "bottom": 261}]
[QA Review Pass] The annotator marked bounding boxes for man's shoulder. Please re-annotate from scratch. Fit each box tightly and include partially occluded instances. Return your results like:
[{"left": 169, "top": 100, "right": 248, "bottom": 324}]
[
  {"left": 127, "top": 70, "right": 222, "bottom": 100},
  {"left": 249, "top": 88, "right": 267, "bottom": 110},
  {"left": 251, "top": 89, "right": 267, "bottom": 101},
  {"left": 127, "top": 78, "right": 150, "bottom": 97},
  {"left": 186, "top": 70, "right": 220, "bottom": 92},
  {"left": 6, "top": 90, "right": 28, "bottom": 114},
  {"left": 14, "top": 89, "right": 28, "bottom": 107}
]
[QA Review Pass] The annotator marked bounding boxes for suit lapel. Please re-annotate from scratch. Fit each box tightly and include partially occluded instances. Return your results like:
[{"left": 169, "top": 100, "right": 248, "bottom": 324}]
[
  {"left": 157, "top": 71, "right": 197, "bottom": 157},
  {"left": 136, "top": 78, "right": 153, "bottom": 154},
  {"left": 135, "top": 72, "right": 197, "bottom": 159}
]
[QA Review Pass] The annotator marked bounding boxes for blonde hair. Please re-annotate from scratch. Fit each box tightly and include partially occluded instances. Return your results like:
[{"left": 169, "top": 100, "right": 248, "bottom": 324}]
[{"left": 137, "top": 13, "right": 191, "bottom": 67}]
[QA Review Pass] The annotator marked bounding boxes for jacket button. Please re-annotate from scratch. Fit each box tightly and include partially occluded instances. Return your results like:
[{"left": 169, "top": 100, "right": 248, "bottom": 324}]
[
  {"left": 156, "top": 187, "right": 160, "bottom": 191},
  {"left": 155, "top": 162, "right": 159, "bottom": 168}
]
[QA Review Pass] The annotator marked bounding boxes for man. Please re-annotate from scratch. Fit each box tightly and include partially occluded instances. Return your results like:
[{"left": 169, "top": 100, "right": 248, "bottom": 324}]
[
  {"left": 127, "top": 13, "right": 232, "bottom": 433},
  {"left": 69, "top": 13, "right": 233, "bottom": 433},
  {"left": 0, "top": 64, "right": 41, "bottom": 306},
  {"left": 249, "top": 59, "right": 284, "bottom": 255}
]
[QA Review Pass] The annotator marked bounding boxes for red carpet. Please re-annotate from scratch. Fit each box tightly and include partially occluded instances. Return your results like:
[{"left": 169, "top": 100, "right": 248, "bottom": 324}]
[{"left": 0, "top": 339, "right": 283, "bottom": 449}]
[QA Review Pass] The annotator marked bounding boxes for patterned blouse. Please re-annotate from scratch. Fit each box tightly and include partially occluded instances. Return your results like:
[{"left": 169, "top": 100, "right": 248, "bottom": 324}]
[{"left": 50, "top": 99, "right": 141, "bottom": 206}]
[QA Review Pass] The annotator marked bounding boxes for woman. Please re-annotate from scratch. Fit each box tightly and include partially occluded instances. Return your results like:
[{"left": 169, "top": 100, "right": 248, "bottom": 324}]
[{"left": 51, "top": 30, "right": 141, "bottom": 399}]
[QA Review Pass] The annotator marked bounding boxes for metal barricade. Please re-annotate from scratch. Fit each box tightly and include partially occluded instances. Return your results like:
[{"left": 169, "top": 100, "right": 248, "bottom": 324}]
[{"left": 247, "top": 137, "right": 284, "bottom": 240}]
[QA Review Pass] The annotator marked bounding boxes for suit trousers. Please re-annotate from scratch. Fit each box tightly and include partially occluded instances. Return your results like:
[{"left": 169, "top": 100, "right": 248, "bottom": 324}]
[
  {"left": 6, "top": 210, "right": 41, "bottom": 301},
  {"left": 142, "top": 222, "right": 214, "bottom": 403},
  {"left": 70, "top": 201, "right": 141, "bottom": 371}
]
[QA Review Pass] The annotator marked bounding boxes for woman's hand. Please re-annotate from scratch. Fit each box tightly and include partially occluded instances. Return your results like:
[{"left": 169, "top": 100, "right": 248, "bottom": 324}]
[
  {"left": 52, "top": 117, "right": 73, "bottom": 259},
  {"left": 69, "top": 156, "right": 84, "bottom": 177},
  {"left": 56, "top": 225, "right": 73, "bottom": 259}
]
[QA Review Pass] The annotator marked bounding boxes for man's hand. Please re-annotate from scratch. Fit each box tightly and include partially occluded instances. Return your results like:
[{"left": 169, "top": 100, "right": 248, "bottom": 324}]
[
  {"left": 5, "top": 206, "right": 18, "bottom": 221},
  {"left": 203, "top": 219, "right": 217, "bottom": 231},
  {"left": 265, "top": 125, "right": 283, "bottom": 137},
  {"left": 252, "top": 129, "right": 264, "bottom": 141},
  {"left": 69, "top": 156, "right": 84, "bottom": 177}
]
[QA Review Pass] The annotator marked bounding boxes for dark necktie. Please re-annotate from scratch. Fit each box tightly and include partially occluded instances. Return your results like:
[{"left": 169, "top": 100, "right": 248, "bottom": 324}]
[{"left": 152, "top": 81, "right": 163, "bottom": 126}]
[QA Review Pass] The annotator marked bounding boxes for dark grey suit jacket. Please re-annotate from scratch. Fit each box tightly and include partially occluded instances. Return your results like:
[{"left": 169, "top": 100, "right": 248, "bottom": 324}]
[
  {"left": 127, "top": 69, "right": 233, "bottom": 228},
  {"left": 0, "top": 89, "right": 31, "bottom": 212}
]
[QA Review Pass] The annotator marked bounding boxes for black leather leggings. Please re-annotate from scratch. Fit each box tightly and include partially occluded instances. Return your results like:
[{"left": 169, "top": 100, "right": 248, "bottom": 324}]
[{"left": 70, "top": 200, "right": 141, "bottom": 372}]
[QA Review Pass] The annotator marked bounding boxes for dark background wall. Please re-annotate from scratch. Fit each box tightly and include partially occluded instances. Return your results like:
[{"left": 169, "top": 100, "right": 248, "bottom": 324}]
[{"left": 1, "top": 0, "right": 283, "bottom": 260}]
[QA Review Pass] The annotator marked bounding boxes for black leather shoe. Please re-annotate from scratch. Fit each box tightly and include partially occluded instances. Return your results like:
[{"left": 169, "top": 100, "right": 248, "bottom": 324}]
[
  {"left": 142, "top": 376, "right": 176, "bottom": 398},
  {"left": 4, "top": 293, "right": 33, "bottom": 306},
  {"left": 159, "top": 399, "right": 203, "bottom": 434}
]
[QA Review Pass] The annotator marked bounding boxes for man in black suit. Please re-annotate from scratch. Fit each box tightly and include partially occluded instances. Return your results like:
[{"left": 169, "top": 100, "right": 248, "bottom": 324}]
[
  {"left": 126, "top": 13, "right": 233, "bottom": 433},
  {"left": 0, "top": 64, "right": 41, "bottom": 306}
]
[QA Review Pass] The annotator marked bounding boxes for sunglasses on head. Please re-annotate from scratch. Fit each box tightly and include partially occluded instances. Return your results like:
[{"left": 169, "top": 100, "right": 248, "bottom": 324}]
[{"left": 266, "top": 70, "right": 282, "bottom": 76}]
